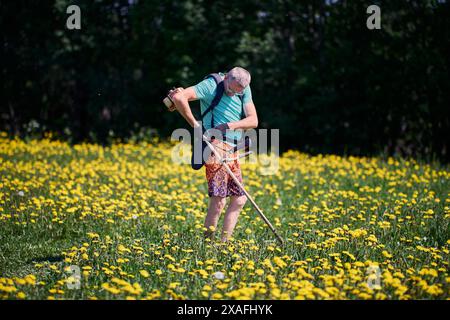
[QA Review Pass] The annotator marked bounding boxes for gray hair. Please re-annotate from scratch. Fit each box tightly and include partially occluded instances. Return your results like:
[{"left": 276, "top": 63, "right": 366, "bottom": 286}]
[{"left": 228, "top": 67, "right": 251, "bottom": 88}]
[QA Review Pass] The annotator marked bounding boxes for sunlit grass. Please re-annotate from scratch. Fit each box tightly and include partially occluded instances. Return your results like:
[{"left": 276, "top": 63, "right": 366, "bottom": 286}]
[{"left": 0, "top": 132, "right": 449, "bottom": 300}]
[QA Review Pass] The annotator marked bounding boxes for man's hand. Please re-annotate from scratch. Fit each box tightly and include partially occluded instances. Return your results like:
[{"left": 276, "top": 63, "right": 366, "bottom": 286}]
[
  {"left": 214, "top": 123, "right": 229, "bottom": 135},
  {"left": 166, "top": 87, "right": 183, "bottom": 111},
  {"left": 205, "top": 123, "right": 229, "bottom": 141},
  {"left": 164, "top": 87, "right": 183, "bottom": 112},
  {"left": 168, "top": 87, "right": 184, "bottom": 99}
]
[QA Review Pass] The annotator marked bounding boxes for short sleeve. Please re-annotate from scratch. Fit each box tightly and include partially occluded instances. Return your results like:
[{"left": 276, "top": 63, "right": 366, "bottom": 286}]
[
  {"left": 193, "top": 78, "right": 216, "bottom": 100},
  {"left": 242, "top": 85, "right": 253, "bottom": 105}
]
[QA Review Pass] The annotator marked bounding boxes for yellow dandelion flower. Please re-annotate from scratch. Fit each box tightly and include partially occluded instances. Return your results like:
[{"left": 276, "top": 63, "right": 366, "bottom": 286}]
[{"left": 139, "top": 270, "right": 149, "bottom": 278}]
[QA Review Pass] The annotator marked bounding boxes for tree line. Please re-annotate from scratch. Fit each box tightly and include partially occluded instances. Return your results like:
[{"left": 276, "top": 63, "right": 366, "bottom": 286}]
[{"left": 2, "top": 0, "right": 449, "bottom": 161}]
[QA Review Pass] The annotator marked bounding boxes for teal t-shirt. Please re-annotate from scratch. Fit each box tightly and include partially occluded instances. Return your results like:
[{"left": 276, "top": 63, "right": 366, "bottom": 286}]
[{"left": 193, "top": 73, "right": 252, "bottom": 144}]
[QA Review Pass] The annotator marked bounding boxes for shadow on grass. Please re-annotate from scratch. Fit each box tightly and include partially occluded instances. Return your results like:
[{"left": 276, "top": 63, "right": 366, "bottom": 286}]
[{"left": 28, "top": 255, "right": 64, "bottom": 264}]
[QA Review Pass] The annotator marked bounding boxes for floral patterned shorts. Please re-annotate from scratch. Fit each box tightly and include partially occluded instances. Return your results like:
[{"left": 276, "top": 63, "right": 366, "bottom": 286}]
[{"left": 205, "top": 140, "right": 245, "bottom": 198}]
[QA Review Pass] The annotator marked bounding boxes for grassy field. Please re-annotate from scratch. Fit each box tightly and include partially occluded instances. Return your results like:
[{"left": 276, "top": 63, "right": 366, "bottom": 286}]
[{"left": 0, "top": 132, "right": 449, "bottom": 300}]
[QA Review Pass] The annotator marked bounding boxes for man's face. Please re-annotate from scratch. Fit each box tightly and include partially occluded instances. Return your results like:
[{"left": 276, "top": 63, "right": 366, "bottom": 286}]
[{"left": 225, "top": 76, "right": 245, "bottom": 97}]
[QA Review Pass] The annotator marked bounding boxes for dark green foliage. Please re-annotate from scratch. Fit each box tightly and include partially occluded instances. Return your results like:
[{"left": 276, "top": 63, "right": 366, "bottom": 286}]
[{"left": 2, "top": 0, "right": 449, "bottom": 161}]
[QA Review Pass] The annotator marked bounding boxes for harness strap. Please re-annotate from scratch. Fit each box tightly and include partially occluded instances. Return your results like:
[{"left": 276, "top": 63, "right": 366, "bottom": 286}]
[
  {"left": 201, "top": 73, "right": 246, "bottom": 146},
  {"left": 200, "top": 74, "right": 225, "bottom": 130}
]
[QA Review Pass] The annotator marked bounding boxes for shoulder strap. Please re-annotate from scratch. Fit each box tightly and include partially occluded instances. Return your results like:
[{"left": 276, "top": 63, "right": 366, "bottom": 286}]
[
  {"left": 200, "top": 73, "right": 246, "bottom": 129},
  {"left": 200, "top": 73, "right": 225, "bottom": 129},
  {"left": 238, "top": 95, "right": 245, "bottom": 119},
  {"left": 205, "top": 73, "right": 223, "bottom": 86}
]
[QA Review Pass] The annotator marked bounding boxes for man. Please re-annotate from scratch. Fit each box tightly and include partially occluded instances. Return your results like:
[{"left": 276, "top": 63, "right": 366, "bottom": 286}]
[{"left": 169, "top": 67, "right": 258, "bottom": 242}]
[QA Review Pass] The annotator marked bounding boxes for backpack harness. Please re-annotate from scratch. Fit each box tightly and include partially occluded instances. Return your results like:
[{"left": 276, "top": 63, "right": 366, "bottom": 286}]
[
  {"left": 191, "top": 73, "right": 247, "bottom": 170},
  {"left": 200, "top": 73, "right": 246, "bottom": 134}
]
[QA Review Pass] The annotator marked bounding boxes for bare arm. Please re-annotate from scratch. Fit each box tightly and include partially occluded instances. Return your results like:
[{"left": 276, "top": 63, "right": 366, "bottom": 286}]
[
  {"left": 228, "top": 101, "right": 258, "bottom": 130},
  {"left": 170, "top": 87, "right": 200, "bottom": 128}
]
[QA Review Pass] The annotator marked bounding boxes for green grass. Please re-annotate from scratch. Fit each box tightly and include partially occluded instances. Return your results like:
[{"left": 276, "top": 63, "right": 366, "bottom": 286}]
[{"left": 0, "top": 135, "right": 449, "bottom": 300}]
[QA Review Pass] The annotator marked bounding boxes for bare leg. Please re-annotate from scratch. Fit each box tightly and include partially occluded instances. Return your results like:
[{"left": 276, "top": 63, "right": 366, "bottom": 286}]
[
  {"left": 221, "top": 195, "right": 247, "bottom": 242},
  {"left": 204, "top": 196, "right": 226, "bottom": 239}
]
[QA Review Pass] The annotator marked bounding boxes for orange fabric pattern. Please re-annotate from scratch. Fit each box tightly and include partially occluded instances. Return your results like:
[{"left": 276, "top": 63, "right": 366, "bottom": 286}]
[{"left": 205, "top": 140, "right": 245, "bottom": 197}]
